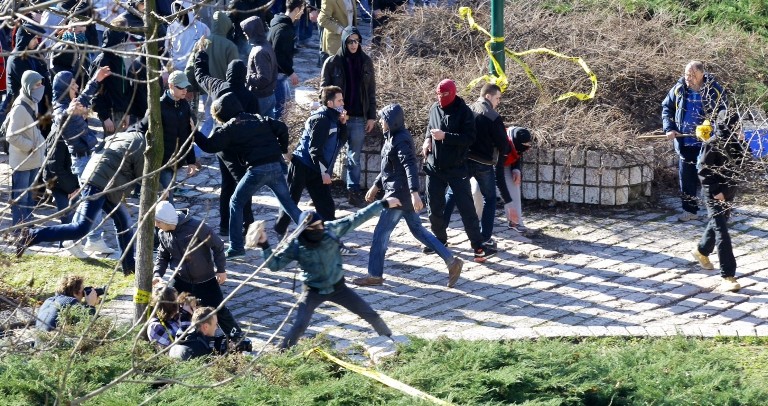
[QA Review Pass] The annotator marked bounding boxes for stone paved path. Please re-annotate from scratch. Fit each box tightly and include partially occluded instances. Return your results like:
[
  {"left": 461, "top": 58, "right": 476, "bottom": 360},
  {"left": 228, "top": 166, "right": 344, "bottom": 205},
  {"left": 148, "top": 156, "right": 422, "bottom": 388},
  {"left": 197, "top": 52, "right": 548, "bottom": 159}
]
[{"left": 2, "top": 22, "right": 768, "bottom": 351}]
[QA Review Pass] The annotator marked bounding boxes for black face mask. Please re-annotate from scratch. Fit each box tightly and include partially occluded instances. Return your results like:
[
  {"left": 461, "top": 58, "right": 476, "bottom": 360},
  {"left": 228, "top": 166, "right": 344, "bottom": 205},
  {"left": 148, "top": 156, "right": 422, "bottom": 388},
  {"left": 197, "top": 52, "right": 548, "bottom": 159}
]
[{"left": 300, "top": 229, "right": 324, "bottom": 247}]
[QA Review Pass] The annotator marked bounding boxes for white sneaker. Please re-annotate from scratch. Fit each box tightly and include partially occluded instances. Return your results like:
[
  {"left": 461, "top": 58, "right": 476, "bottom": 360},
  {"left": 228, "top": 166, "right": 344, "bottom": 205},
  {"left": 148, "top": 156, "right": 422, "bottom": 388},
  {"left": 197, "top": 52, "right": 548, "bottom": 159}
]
[
  {"left": 85, "top": 238, "right": 116, "bottom": 254},
  {"left": 64, "top": 242, "right": 89, "bottom": 259},
  {"left": 677, "top": 212, "right": 698, "bottom": 222},
  {"left": 339, "top": 245, "right": 356, "bottom": 256}
]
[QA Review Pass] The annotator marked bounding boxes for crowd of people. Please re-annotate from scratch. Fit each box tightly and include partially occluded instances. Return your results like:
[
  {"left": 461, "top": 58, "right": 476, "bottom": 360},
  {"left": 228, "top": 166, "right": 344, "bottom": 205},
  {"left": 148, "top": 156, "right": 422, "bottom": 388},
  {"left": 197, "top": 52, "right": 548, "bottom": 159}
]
[{"left": 1, "top": 1, "right": 747, "bottom": 360}]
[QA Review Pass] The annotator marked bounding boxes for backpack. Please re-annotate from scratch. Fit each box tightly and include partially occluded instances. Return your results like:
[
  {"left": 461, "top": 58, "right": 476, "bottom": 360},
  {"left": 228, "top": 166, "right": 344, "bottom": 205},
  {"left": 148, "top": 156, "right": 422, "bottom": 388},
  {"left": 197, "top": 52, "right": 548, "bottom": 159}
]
[{"left": 0, "top": 100, "right": 37, "bottom": 154}]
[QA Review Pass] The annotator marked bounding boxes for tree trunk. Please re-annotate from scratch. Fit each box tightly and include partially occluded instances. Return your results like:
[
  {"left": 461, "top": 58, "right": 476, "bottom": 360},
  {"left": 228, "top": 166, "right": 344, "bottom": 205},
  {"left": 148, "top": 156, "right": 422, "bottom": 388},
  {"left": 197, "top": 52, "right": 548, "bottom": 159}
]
[{"left": 134, "top": 1, "right": 164, "bottom": 323}]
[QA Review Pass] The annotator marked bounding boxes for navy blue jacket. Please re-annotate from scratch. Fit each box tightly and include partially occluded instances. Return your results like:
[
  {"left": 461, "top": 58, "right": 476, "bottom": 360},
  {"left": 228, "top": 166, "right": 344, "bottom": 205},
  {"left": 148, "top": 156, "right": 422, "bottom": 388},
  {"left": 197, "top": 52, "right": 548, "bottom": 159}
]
[
  {"left": 51, "top": 73, "right": 100, "bottom": 156},
  {"left": 374, "top": 104, "right": 419, "bottom": 211},
  {"left": 293, "top": 106, "right": 347, "bottom": 174},
  {"left": 662, "top": 74, "right": 726, "bottom": 152}
]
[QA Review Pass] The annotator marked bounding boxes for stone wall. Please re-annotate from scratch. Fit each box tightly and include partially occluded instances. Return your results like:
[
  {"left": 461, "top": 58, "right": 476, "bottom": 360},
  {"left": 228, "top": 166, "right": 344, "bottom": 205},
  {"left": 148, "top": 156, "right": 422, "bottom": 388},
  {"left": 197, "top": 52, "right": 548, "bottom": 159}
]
[
  {"left": 522, "top": 147, "right": 654, "bottom": 205},
  {"left": 333, "top": 133, "right": 385, "bottom": 190}
]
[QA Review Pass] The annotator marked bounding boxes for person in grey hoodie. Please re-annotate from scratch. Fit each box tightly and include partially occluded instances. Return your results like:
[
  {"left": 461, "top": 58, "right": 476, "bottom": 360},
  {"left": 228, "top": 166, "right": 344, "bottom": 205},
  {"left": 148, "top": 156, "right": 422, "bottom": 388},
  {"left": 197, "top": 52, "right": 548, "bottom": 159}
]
[
  {"left": 352, "top": 104, "right": 464, "bottom": 288},
  {"left": 240, "top": 15, "right": 278, "bottom": 118},
  {"left": 7, "top": 71, "right": 46, "bottom": 228}
]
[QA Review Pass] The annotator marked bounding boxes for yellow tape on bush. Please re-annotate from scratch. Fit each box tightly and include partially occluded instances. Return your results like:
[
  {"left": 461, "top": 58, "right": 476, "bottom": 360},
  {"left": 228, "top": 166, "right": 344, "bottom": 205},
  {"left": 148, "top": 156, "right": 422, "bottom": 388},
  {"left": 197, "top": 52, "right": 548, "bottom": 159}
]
[
  {"left": 459, "top": 6, "right": 597, "bottom": 101},
  {"left": 305, "top": 347, "right": 453, "bottom": 405},
  {"left": 134, "top": 288, "right": 151, "bottom": 304}
]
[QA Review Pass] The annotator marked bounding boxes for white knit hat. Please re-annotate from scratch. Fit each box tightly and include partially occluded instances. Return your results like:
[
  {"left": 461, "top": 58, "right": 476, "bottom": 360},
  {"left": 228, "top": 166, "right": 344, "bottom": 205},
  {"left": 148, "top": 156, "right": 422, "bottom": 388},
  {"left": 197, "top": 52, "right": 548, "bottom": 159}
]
[{"left": 155, "top": 201, "right": 178, "bottom": 225}]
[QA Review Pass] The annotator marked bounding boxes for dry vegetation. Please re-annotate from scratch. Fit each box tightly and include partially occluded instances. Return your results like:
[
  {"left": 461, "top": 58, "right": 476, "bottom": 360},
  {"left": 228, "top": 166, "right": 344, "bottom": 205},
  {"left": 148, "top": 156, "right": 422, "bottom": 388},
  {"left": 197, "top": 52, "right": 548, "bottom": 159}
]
[{"left": 369, "top": 1, "right": 767, "bottom": 156}]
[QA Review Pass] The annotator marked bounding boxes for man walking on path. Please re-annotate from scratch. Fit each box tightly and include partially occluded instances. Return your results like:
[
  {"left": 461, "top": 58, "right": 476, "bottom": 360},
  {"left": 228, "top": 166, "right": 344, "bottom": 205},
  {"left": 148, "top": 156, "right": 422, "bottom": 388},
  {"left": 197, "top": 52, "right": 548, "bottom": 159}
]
[
  {"left": 421, "top": 79, "right": 496, "bottom": 263},
  {"left": 662, "top": 60, "right": 727, "bottom": 222},
  {"left": 444, "top": 83, "right": 509, "bottom": 248},
  {"left": 352, "top": 104, "right": 463, "bottom": 288}
]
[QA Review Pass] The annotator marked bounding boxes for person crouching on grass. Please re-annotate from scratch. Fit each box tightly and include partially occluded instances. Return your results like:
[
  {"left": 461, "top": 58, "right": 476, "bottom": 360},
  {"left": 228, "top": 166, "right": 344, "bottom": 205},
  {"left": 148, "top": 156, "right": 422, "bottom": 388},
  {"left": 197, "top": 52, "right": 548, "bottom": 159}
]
[{"left": 255, "top": 198, "right": 402, "bottom": 349}]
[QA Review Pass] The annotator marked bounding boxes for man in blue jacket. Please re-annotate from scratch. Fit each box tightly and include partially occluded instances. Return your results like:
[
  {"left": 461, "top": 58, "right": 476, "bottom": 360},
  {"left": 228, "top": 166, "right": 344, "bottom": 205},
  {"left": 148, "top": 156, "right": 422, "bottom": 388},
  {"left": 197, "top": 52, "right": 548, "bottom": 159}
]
[
  {"left": 662, "top": 60, "right": 726, "bottom": 222},
  {"left": 274, "top": 86, "right": 348, "bottom": 240}
]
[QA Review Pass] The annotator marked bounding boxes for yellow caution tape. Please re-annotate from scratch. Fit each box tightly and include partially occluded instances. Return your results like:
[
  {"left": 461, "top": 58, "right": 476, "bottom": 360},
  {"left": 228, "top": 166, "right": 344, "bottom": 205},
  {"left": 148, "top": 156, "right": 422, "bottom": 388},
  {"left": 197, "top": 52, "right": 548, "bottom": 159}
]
[
  {"left": 133, "top": 288, "right": 151, "bottom": 304},
  {"left": 305, "top": 347, "right": 454, "bottom": 405},
  {"left": 459, "top": 6, "right": 598, "bottom": 101}
]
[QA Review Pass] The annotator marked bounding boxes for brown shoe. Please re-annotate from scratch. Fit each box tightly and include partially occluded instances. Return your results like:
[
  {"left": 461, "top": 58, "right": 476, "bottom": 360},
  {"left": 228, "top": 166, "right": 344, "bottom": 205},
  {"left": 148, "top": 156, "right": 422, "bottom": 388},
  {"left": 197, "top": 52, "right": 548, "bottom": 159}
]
[
  {"left": 352, "top": 276, "right": 384, "bottom": 286},
  {"left": 447, "top": 257, "right": 463, "bottom": 288}
]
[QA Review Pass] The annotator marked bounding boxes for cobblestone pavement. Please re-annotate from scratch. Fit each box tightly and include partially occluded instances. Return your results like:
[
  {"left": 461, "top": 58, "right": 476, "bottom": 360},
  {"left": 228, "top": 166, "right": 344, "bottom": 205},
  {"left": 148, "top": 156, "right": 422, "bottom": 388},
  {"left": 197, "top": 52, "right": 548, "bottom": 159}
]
[{"left": 2, "top": 23, "right": 768, "bottom": 351}]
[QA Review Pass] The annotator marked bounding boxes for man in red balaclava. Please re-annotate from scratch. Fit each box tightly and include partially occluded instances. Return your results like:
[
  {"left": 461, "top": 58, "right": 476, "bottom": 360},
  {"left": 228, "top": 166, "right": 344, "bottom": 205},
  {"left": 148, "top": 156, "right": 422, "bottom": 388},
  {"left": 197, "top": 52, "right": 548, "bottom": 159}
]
[{"left": 421, "top": 79, "right": 497, "bottom": 266}]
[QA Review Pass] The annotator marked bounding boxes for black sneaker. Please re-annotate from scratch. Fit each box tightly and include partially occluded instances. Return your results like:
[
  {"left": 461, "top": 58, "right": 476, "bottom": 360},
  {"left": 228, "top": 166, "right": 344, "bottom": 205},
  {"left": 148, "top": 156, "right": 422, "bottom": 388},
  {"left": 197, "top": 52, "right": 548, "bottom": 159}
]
[
  {"left": 422, "top": 241, "right": 448, "bottom": 255},
  {"left": 473, "top": 246, "right": 497, "bottom": 263},
  {"left": 483, "top": 238, "right": 497, "bottom": 250},
  {"left": 226, "top": 248, "right": 246, "bottom": 260},
  {"left": 348, "top": 191, "right": 364, "bottom": 207}
]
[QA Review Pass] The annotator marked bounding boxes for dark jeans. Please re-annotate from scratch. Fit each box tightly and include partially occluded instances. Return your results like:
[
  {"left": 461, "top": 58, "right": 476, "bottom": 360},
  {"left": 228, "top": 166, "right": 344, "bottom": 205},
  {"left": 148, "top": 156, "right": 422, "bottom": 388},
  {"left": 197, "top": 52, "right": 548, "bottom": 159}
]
[
  {"left": 698, "top": 187, "right": 736, "bottom": 278},
  {"left": 218, "top": 156, "right": 253, "bottom": 231},
  {"left": 425, "top": 169, "right": 484, "bottom": 249},
  {"left": 275, "top": 159, "right": 336, "bottom": 235},
  {"left": 281, "top": 280, "right": 391, "bottom": 349},
  {"left": 444, "top": 161, "right": 496, "bottom": 241},
  {"left": 172, "top": 276, "right": 242, "bottom": 338},
  {"left": 678, "top": 146, "right": 701, "bottom": 214},
  {"left": 28, "top": 185, "right": 135, "bottom": 272}
]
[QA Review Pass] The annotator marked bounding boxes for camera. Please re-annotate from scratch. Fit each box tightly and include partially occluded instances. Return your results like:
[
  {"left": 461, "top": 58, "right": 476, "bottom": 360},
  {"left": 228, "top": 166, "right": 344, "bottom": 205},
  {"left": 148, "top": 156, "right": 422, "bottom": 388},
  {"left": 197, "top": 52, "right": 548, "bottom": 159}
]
[
  {"left": 83, "top": 286, "right": 107, "bottom": 297},
  {"left": 210, "top": 334, "right": 253, "bottom": 355}
]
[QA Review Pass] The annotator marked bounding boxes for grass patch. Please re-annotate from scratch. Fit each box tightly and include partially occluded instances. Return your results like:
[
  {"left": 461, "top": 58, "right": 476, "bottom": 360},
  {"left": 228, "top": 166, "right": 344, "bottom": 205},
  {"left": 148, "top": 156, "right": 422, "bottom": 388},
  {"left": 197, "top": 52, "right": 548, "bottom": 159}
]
[
  {"left": 0, "top": 253, "right": 130, "bottom": 308},
  {"left": 3, "top": 332, "right": 768, "bottom": 405}
]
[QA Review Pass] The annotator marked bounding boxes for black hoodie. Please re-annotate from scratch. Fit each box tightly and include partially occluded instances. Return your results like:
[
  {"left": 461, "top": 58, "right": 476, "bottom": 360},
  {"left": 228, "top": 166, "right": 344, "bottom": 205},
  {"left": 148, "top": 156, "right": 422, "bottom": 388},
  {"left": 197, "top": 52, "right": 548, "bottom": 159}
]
[
  {"left": 267, "top": 13, "right": 296, "bottom": 76},
  {"left": 194, "top": 51, "right": 259, "bottom": 114},
  {"left": 320, "top": 26, "right": 376, "bottom": 120},
  {"left": 374, "top": 104, "right": 420, "bottom": 211},
  {"left": 5, "top": 24, "right": 51, "bottom": 113},
  {"left": 90, "top": 30, "right": 136, "bottom": 121}
]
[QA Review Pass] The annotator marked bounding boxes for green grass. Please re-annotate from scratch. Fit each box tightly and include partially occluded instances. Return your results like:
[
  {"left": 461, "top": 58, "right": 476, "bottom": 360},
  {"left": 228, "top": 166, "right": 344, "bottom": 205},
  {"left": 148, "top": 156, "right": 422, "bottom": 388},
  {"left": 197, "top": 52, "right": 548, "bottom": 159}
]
[
  {"left": 0, "top": 253, "right": 130, "bottom": 306},
  {"left": 3, "top": 332, "right": 768, "bottom": 405}
]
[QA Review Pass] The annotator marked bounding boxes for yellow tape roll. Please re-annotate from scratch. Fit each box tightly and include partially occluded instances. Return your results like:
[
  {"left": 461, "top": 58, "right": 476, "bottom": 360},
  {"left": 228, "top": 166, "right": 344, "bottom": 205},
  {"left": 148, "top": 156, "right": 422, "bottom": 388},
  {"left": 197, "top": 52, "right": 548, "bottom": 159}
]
[
  {"left": 305, "top": 347, "right": 454, "bottom": 405},
  {"left": 459, "top": 7, "right": 597, "bottom": 101}
]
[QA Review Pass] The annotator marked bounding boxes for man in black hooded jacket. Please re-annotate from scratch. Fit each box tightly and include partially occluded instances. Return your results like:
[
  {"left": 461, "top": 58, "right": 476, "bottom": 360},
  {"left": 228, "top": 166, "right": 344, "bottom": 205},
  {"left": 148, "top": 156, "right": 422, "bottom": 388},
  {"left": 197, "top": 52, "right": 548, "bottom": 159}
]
[
  {"left": 194, "top": 49, "right": 260, "bottom": 235},
  {"left": 1, "top": 24, "right": 51, "bottom": 120},
  {"left": 193, "top": 93, "right": 301, "bottom": 258},
  {"left": 90, "top": 26, "right": 136, "bottom": 136}
]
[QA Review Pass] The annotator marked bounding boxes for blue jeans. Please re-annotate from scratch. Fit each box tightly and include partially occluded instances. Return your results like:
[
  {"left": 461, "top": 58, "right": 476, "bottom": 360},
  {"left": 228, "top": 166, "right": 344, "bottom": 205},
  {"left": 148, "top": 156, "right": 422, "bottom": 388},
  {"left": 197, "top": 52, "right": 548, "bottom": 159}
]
[
  {"left": 72, "top": 154, "right": 103, "bottom": 243},
  {"left": 29, "top": 185, "right": 135, "bottom": 272},
  {"left": 273, "top": 74, "right": 291, "bottom": 120},
  {"left": 296, "top": 13, "right": 314, "bottom": 42},
  {"left": 199, "top": 94, "right": 214, "bottom": 138},
  {"left": 425, "top": 169, "right": 484, "bottom": 249},
  {"left": 159, "top": 167, "right": 176, "bottom": 204},
  {"left": 678, "top": 145, "right": 701, "bottom": 214},
  {"left": 368, "top": 208, "right": 452, "bottom": 278},
  {"left": 345, "top": 116, "right": 366, "bottom": 192},
  {"left": 257, "top": 94, "right": 276, "bottom": 119},
  {"left": 11, "top": 168, "right": 39, "bottom": 226},
  {"left": 229, "top": 162, "right": 302, "bottom": 252},
  {"left": 444, "top": 161, "right": 497, "bottom": 241}
]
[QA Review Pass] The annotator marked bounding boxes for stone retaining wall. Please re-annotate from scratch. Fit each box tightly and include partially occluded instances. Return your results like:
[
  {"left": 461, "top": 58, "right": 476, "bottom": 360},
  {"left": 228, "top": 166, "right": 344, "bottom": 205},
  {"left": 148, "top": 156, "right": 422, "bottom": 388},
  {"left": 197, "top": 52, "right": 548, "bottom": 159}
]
[{"left": 521, "top": 147, "right": 654, "bottom": 205}]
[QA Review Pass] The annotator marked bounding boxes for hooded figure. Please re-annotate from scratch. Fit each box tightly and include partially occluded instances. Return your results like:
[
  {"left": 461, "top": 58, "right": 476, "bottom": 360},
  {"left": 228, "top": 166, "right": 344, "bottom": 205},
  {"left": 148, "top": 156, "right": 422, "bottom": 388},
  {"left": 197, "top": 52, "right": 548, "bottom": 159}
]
[
  {"left": 90, "top": 29, "right": 135, "bottom": 128},
  {"left": 8, "top": 70, "right": 45, "bottom": 172},
  {"left": 184, "top": 11, "right": 239, "bottom": 93},
  {"left": 50, "top": 70, "right": 101, "bottom": 156},
  {"left": 4, "top": 24, "right": 50, "bottom": 113},
  {"left": 194, "top": 52, "right": 259, "bottom": 114},
  {"left": 320, "top": 26, "right": 376, "bottom": 121},
  {"left": 240, "top": 16, "right": 278, "bottom": 101},
  {"left": 168, "top": 1, "right": 210, "bottom": 72}
]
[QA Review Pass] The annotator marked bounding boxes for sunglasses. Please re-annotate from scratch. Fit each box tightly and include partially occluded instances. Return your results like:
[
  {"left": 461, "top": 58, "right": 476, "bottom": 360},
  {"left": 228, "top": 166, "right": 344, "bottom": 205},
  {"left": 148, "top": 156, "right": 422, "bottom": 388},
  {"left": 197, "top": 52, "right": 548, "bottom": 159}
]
[
  {"left": 346, "top": 39, "right": 360, "bottom": 45},
  {"left": 173, "top": 85, "right": 187, "bottom": 91}
]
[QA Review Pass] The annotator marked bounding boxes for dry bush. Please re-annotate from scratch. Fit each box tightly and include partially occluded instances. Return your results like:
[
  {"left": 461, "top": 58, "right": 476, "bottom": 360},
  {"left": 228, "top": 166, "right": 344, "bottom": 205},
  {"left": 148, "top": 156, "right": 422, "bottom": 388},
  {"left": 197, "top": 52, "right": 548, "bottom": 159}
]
[{"left": 369, "top": 0, "right": 766, "bottom": 161}]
